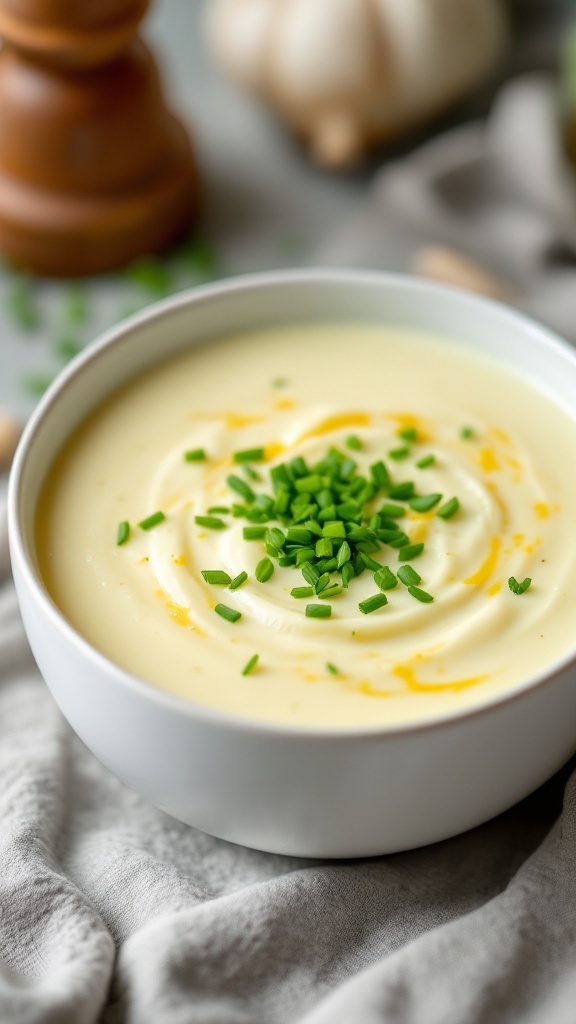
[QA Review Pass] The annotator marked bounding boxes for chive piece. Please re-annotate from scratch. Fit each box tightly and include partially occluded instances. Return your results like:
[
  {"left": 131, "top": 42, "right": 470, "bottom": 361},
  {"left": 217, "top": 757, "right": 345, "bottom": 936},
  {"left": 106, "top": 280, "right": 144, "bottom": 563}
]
[
  {"left": 227, "top": 475, "right": 255, "bottom": 503},
  {"left": 278, "top": 555, "right": 297, "bottom": 567},
  {"left": 315, "top": 538, "right": 333, "bottom": 558},
  {"left": 409, "top": 493, "right": 442, "bottom": 513},
  {"left": 295, "top": 474, "right": 323, "bottom": 494},
  {"left": 240, "top": 526, "right": 264, "bottom": 541},
  {"left": 360, "top": 552, "right": 382, "bottom": 572},
  {"left": 342, "top": 562, "right": 355, "bottom": 588},
  {"left": 184, "top": 448, "right": 206, "bottom": 462},
  {"left": 371, "top": 460, "right": 391, "bottom": 490},
  {"left": 126, "top": 255, "right": 172, "bottom": 295},
  {"left": 291, "top": 456, "right": 309, "bottom": 478},
  {"left": 305, "top": 604, "right": 332, "bottom": 618},
  {"left": 398, "top": 543, "right": 424, "bottom": 561},
  {"left": 266, "top": 527, "right": 286, "bottom": 550},
  {"left": 408, "top": 586, "right": 434, "bottom": 603},
  {"left": 374, "top": 566, "right": 398, "bottom": 590},
  {"left": 64, "top": 282, "right": 88, "bottom": 325},
  {"left": 295, "top": 547, "right": 316, "bottom": 566},
  {"left": 326, "top": 662, "right": 339, "bottom": 674},
  {"left": 201, "top": 570, "right": 232, "bottom": 585},
  {"left": 232, "top": 504, "right": 247, "bottom": 517},
  {"left": 381, "top": 532, "right": 410, "bottom": 548},
  {"left": 398, "top": 426, "right": 418, "bottom": 442},
  {"left": 315, "top": 572, "right": 331, "bottom": 595},
  {"left": 255, "top": 557, "right": 274, "bottom": 583},
  {"left": 437, "top": 497, "right": 460, "bottom": 520},
  {"left": 234, "top": 447, "right": 265, "bottom": 463},
  {"left": 215, "top": 603, "right": 242, "bottom": 623},
  {"left": 195, "top": 515, "right": 227, "bottom": 530},
  {"left": 388, "top": 446, "right": 410, "bottom": 461},
  {"left": 22, "top": 372, "right": 54, "bottom": 396},
  {"left": 359, "top": 593, "right": 388, "bottom": 614},
  {"left": 139, "top": 511, "right": 166, "bottom": 530},
  {"left": 319, "top": 584, "right": 343, "bottom": 600},
  {"left": 229, "top": 571, "right": 248, "bottom": 590},
  {"left": 54, "top": 336, "right": 82, "bottom": 362},
  {"left": 7, "top": 278, "right": 39, "bottom": 330},
  {"left": 388, "top": 482, "right": 415, "bottom": 500},
  {"left": 208, "top": 506, "right": 230, "bottom": 514},
  {"left": 322, "top": 521, "right": 346, "bottom": 539},
  {"left": 286, "top": 527, "right": 312, "bottom": 544},
  {"left": 337, "top": 540, "right": 352, "bottom": 568},
  {"left": 291, "top": 586, "right": 314, "bottom": 598},
  {"left": 397, "top": 565, "right": 422, "bottom": 586},
  {"left": 242, "top": 654, "right": 259, "bottom": 676},
  {"left": 116, "top": 521, "right": 130, "bottom": 546},
  {"left": 460, "top": 426, "right": 475, "bottom": 440},
  {"left": 380, "top": 503, "right": 406, "bottom": 518},
  {"left": 508, "top": 576, "right": 532, "bottom": 595},
  {"left": 346, "top": 435, "right": 362, "bottom": 451},
  {"left": 416, "top": 455, "right": 435, "bottom": 469},
  {"left": 243, "top": 465, "right": 261, "bottom": 482},
  {"left": 301, "top": 562, "right": 321, "bottom": 585}
]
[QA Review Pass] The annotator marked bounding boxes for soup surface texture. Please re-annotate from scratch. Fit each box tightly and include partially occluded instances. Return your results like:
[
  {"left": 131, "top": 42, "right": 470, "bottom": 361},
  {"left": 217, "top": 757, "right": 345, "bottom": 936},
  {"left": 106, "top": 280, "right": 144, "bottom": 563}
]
[{"left": 37, "top": 323, "right": 576, "bottom": 728}]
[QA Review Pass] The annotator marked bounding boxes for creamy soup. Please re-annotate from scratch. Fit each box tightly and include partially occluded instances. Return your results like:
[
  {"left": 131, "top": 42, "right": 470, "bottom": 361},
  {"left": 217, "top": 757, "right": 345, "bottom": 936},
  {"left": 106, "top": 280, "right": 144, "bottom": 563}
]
[{"left": 36, "top": 323, "right": 576, "bottom": 728}]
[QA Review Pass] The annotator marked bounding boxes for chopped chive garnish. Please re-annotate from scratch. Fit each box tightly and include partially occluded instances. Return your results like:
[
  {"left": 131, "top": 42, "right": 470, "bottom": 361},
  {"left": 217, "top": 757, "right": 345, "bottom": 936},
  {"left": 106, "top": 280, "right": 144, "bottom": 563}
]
[
  {"left": 389, "top": 446, "right": 410, "bottom": 461},
  {"left": 437, "top": 497, "right": 460, "bottom": 520},
  {"left": 322, "top": 521, "right": 346, "bottom": 539},
  {"left": 371, "top": 460, "right": 391, "bottom": 490},
  {"left": 315, "top": 538, "right": 333, "bottom": 558},
  {"left": 242, "top": 654, "right": 259, "bottom": 676},
  {"left": 208, "top": 506, "right": 230, "bottom": 514},
  {"left": 227, "top": 475, "right": 255, "bottom": 503},
  {"left": 361, "top": 552, "right": 382, "bottom": 572},
  {"left": 388, "top": 482, "right": 415, "bottom": 500},
  {"left": 243, "top": 525, "right": 267, "bottom": 540},
  {"left": 398, "top": 543, "right": 424, "bottom": 561},
  {"left": 346, "top": 435, "right": 362, "bottom": 451},
  {"left": 243, "top": 465, "right": 261, "bottom": 481},
  {"left": 416, "top": 455, "right": 435, "bottom": 469},
  {"left": 229, "top": 571, "right": 248, "bottom": 590},
  {"left": 139, "top": 511, "right": 165, "bottom": 530},
  {"left": 287, "top": 527, "right": 312, "bottom": 544},
  {"left": 184, "top": 448, "right": 207, "bottom": 462},
  {"left": 320, "top": 584, "right": 343, "bottom": 600},
  {"left": 398, "top": 427, "right": 418, "bottom": 442},
  {"left": 409, "top": 493, "right": 442, "bottom": 513},
  {"left": 234, "top": 447, "right": 265, "bottom": 463},
  {"left": 326, "top": 662, "right": 339, "bottom": 674},
  {"left": 337, "top": 540, "right": 352, "bottom": 568},
  {"left": 195, "top": 515, "right": 227, "bottom": 530},
  {"left": 214, "top": 603, "right": 241, "bottom": 623},
  {"left": 305, "top": 604, "right": 332, "bottom": 618},
  {"left": 116, "top": 521, "right": 130, "bottom": 546},
  {"left": 201, "top": 570, "right": 232, "bottom": 585},
  {"left": 359, "top": 593, "right": 388, "bottom": 614},
  {"left": 255, "top": 557, "right": 274, "bottom": 583},
  {"left": 407, "top": 586, "right": 434, "bottom": 603},
  {"left": 374, "top": 566, "right": 398, "bottom": 590},
  {"left": 301, "top": 561, "right": 320, "bottom": 585},
  {"left": 380, "top": 503, "right": 406, "bottom": 518},
  {"left": 460, "top": 426, "right": 475, "bottom": 440},
  {"left": 508, "top": 576, "right": 532, "bottom": 595},
  {"left": 291, "top": 586, "right": 314, "bottom": 598},
  {"left": 397, "top": 565, "right": 422, "bottom": 586}
]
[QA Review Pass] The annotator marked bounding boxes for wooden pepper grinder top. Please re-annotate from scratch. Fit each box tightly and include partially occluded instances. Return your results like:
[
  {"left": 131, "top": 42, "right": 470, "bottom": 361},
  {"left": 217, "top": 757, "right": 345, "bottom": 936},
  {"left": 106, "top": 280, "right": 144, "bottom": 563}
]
[{"left": 0, "top": 0, "right": 199, "bottom": 276}]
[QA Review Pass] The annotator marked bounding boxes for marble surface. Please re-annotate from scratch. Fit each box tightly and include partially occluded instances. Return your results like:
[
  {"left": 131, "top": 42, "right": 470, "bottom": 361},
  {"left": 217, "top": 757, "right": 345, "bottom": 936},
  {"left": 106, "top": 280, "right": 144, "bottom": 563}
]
[{"left": 0, "top": 0, "right": 569, "bottom": 417}]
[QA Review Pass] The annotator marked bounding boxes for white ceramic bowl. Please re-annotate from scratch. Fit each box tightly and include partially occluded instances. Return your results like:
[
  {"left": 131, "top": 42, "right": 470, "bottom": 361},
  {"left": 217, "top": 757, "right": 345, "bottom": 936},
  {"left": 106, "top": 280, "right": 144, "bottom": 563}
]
[{"left": 9, "top": 270, "right": 576, "bottom": 858}]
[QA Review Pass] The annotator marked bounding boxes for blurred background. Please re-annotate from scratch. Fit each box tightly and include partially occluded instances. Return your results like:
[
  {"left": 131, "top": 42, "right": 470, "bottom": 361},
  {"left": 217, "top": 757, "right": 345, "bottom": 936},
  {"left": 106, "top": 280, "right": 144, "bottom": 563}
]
[{"left": 0, "top": 0, "right": 572, "bottom": 441}]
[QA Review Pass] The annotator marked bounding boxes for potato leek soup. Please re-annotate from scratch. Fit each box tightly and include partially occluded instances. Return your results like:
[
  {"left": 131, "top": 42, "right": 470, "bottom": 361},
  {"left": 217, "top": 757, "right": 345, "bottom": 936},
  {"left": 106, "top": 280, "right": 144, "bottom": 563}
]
[{"left": 37, "top": 323, "right": 576, "bottom": 729}]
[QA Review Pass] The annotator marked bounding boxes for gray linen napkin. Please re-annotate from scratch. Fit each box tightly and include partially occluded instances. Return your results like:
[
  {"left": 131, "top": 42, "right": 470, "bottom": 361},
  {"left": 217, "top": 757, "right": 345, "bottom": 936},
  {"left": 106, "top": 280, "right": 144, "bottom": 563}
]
[{"left": 1, "top": 494, "right": 576, "bottom": 1024}]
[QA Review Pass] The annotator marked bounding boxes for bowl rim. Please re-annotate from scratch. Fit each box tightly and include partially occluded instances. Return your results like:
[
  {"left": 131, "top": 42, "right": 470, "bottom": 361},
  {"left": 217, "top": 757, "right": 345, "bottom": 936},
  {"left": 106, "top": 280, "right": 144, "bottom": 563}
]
[{"left": 9, "top": 265, "right": 576, "bottom": 740}]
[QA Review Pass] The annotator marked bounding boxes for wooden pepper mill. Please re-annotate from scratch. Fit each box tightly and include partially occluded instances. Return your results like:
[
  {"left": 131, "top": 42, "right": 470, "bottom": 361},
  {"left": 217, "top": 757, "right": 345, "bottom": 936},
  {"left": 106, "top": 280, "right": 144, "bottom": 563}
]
[{"left": 0, "top": 0, "right": 199, "bottom": 276}]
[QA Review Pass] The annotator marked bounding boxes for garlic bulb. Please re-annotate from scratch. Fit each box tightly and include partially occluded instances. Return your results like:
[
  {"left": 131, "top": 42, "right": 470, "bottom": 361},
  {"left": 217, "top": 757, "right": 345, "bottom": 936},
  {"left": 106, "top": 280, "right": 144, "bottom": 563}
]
[{"left": 204, "top": 0, "right": 508, "bottom": 167}]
